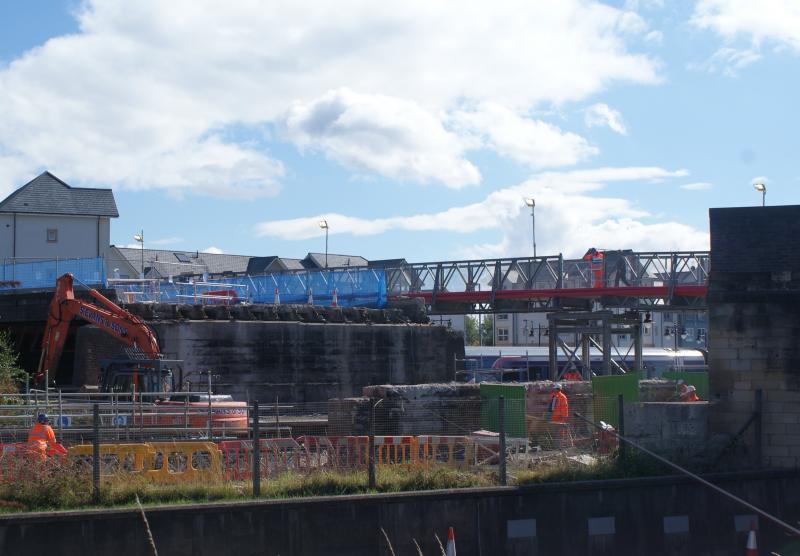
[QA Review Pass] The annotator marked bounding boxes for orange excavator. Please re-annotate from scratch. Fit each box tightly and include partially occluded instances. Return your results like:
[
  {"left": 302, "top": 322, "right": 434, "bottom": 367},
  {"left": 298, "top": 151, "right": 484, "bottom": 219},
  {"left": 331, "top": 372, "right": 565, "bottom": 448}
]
[
  {"left": 35, "top": 273, "right": 247, "bottom": 430},
  {"left": 36, "top": 273, "right": 160, "bottom": 387}
]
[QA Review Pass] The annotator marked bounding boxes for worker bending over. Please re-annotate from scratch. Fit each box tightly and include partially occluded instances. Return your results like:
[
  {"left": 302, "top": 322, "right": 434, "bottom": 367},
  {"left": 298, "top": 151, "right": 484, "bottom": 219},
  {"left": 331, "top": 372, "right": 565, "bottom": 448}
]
[
  {"left": 548, "top": 383, "right": 569, "bottom": 423},
  {"left": 27, "top": 413, "right": 63, "bottom": 461},
  {"left": 681, "top": 385, "right": 701, "bottom": 402}
]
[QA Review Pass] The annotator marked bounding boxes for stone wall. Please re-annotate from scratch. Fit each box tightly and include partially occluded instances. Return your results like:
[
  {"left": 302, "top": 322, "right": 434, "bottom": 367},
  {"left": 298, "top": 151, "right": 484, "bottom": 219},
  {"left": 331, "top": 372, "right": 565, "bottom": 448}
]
[
  {"left": 624, "top": 402, "right": 709, "bottom": 460},
  {"left": 708, "top": 206, "right": 800, "bottom": 468},
  {"left": 74, "top": 320, "right": 464, "bottom": 403}
]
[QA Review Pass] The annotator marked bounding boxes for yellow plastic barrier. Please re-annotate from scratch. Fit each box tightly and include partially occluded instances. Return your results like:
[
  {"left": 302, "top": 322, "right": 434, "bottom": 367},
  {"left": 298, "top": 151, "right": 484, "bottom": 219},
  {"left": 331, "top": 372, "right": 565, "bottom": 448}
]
[
  {"left": 68, "top": 443, "right": 155, "bottom": 476},
  {"left": 416, "top": 436, "right": 474, "bottom": 469},
  {"left": 145, "top": 441, "right": 223, "bottom": 484},
  {"left": 373, "top": 436, "right": 418, "bottom": 466}
]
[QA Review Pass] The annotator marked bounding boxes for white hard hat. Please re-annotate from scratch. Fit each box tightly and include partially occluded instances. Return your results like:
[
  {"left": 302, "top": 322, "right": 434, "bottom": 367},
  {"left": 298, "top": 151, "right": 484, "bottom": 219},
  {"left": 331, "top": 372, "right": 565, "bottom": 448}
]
[{"left": 553, "top": 383, "right": 562, "bottom": 390}]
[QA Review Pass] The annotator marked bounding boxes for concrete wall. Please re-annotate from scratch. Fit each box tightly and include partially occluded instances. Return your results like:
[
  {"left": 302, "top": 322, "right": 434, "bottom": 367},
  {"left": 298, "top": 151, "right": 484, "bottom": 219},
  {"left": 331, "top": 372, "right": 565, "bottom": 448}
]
[
  {"left": 708, "top": 206, "right": 800, "bottom": 468},
  {"left": 74, "top": 320, "right": 463, "bottom": 403},
  {"left": 624, "top": 402, "right": 709, "bottom": 460},
  {"left": 0, "top": 213, "right": 109, "bottom": 260},
  {"left": 2, "top": 471, "right": 799, "bottom": 556}
]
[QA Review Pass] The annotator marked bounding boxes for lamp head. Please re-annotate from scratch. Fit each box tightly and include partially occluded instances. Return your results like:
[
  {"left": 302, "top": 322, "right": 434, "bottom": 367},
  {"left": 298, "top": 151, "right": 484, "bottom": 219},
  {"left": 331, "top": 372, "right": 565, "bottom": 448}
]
[
  {"left": 525, "top": 198, "right": 535, "bottom": 207},
  {"left": 318, "top": 220, "right": 329, "bottom": 230},
  {"left": 753, "top": 182, "right": 766, "bottom": 193},
  {"left": 133, "top": 234, "right": 143, "bottom": 243}
]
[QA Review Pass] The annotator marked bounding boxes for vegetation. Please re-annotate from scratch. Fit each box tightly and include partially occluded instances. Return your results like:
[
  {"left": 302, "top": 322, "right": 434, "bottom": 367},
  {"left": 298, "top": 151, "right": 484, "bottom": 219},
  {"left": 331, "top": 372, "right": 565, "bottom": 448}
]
[
  {"left": 0, "top": 331, "right": 26, "bottom": 397},
  {"left": 0, "top": 465, "right": 494, "bottom": 513},
  {"left": 464, "top": 315, "right": 494, "bottom": 346},
  {"left": 515, "top": 452, "right": 676, "bottom": 485}
]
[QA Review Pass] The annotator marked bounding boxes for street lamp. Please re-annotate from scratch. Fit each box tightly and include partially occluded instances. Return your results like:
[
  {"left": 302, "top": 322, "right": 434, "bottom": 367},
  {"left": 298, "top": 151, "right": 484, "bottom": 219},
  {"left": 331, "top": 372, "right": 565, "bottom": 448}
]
[
  {"left": 753, "top": 182, "right": 766, "bottom": 207},
  {"left": 318, "top": 220, "right": 329, "bottom": 268},
  {"left": 133, "top": 230, "right": 144, "bottom": 278},
  {"left": 525, "top": 198, "right": 536, "bottom": 257}
]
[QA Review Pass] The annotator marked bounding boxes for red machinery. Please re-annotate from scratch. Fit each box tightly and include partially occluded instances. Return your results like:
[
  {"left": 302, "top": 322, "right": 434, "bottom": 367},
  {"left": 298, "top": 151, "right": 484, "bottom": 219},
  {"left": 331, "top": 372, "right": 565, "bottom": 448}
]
[{"left": 35, "top": 273, "right": 160, "bottom": 385}]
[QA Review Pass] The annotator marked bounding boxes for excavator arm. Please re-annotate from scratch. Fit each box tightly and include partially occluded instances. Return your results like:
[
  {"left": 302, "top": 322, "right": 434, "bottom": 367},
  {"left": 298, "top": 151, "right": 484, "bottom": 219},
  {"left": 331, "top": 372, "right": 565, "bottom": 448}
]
[{"left": 35, "top": 273, "right": 161, "bottom": 385}]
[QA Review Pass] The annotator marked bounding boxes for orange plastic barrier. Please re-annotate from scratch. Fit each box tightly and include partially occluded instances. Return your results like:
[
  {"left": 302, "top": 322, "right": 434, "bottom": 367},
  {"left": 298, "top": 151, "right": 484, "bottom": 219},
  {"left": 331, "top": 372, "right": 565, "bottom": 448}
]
[
  {"left": 219, "top": 438, "right": 307, "bottom": 480},
  {"left": 416, "top": 436, "right": 473, "bottom": 468},
  {"left": 300, "top": 436, "right": 368, "bottom": 471},
  {"left": 373, "top": 436, "right": 417, "bottom": 466},
  {"left": 0, "top": 442, "right": 68, "bottom": 483}
]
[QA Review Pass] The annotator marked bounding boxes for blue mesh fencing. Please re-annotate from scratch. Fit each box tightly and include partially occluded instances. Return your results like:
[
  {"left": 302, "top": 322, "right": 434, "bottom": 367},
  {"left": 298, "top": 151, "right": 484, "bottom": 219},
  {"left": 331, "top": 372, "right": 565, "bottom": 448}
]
[
  {"left": 112, "top": 268, "right": 387, "bottom": 308},
  {"left": 0, "top": 257, "right": 105, "bottom": 289}
]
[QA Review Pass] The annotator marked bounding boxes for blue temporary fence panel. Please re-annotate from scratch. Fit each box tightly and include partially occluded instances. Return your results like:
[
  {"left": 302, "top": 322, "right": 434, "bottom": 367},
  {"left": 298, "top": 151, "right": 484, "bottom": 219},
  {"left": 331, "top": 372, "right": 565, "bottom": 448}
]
[
  {"left": 155, "top": 268, "right": 387, "bottom": 308},
  {"left": 0, "top": 257, "right": 105, "bottom": 289}
]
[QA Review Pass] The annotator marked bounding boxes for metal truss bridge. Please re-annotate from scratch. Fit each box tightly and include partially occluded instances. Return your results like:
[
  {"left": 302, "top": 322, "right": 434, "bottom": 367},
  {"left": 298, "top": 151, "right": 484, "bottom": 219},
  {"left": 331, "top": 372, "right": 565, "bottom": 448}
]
[{"left": 382, "top": 251, "right": 709, "bottom": 314}]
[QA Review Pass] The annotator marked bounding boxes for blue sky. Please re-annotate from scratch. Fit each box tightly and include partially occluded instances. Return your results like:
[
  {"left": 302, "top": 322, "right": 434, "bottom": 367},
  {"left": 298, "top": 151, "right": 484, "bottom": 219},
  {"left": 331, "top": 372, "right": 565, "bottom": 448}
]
[{"left": 0, "top": 1, "right": 797, "bottom": 261}]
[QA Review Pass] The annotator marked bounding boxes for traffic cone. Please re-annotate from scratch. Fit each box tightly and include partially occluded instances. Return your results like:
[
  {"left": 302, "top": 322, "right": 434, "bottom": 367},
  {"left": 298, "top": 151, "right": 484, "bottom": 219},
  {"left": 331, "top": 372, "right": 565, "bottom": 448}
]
[
  {"left": 273, "top": 288, "right": 280, "bottom": 305},
  {"left": 745, "top": 524, "right": 758, "bottom": 556},
  {"left": 331, "top": 288, "right": 338, "bottom": 307},
  {"left": 445, "top": 527, "right": 456, "bottom": 556},
  {"left": 307, "top": 288, "right": 314, "bottom": 305}
]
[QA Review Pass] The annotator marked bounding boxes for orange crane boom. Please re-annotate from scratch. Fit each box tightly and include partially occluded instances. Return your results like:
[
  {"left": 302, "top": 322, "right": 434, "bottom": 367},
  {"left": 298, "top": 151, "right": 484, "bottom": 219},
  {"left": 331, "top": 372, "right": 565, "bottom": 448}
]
[{"left": 35, "top": 273, "right": 160, "bottom": 385}]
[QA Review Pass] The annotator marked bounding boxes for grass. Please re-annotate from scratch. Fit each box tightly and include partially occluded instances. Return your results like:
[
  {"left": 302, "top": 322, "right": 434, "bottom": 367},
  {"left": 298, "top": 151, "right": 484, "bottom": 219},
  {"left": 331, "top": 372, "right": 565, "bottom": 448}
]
[
  {"left": 0, "top": 464, "right": 494, "bottom": 513},
  {"left": 515, "top": 451, "right": 677, "bottom": 485}
]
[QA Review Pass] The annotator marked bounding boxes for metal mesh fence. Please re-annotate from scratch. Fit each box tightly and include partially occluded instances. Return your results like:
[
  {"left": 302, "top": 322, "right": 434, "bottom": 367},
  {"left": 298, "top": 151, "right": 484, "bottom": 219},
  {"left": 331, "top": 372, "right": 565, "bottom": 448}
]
[
  {"left": 0, "top": 257, "right": 105, "bottom": 289},
  {"left": 0, "top": 391, "right": 623, "bottom": 491}
]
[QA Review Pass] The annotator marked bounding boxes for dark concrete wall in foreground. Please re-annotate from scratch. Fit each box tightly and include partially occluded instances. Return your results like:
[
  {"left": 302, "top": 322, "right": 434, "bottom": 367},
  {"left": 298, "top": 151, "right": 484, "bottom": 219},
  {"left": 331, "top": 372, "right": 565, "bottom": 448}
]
[
  {"left": 75, "top": 321, "right": 463, "bottom": 403},
  {"left": 708, "top": 206, "right": 800, "bottom": 468},
  {"left": 2, "top": 471, "right": 799, "bottom": 556}
]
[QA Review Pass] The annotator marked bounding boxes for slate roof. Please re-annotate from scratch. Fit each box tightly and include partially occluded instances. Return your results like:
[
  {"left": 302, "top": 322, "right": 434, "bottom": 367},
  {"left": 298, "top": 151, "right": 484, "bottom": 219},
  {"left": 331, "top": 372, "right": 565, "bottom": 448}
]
[
  {"left": 303, "top": 252, "right": 369, "bottom": 269},
  {"left": 369, "top": 258, "right": 408, "bottom": 268},
  {"left": 112, "top": 247, "right": 253, "bottom": 277},
  {"left": 0, "top": 172, "right": 118, "bottom": 217}
]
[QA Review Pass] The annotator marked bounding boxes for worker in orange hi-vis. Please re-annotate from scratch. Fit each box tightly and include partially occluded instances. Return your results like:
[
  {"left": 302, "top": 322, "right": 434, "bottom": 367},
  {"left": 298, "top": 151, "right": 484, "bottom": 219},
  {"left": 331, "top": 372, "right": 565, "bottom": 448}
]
[
  {"left": 548, "top": 383, "right": 569, "bottom": 423},
  {"left": 27, "top": 413, "right": 63, "bottom": 461},
  {"left": 680, "top": 385, "right": 701, "bottom": 402},
  {"left": 582, "top": 248, "right": 605, "bottom": 288}
]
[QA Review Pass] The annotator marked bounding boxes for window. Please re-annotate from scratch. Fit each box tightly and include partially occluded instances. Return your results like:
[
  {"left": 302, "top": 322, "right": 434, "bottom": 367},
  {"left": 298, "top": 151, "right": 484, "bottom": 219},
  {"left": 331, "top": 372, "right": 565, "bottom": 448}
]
[
  {"left": 663, "top": 312, "right": 672, "bottom": 322},
  {"left": 46, "top": 228, "right": 58, "bottom": 242},
  {"left": 696, "top": 328, "right": 707, "bottom": 342},
  {"left": 497, "top": 314, "right": 509, "bottom": 320},
  {"left": 497, "top": 328, "right": 509, "bottom": 342},
  {"left": 174, "top": 252, "right": 191, "bottom": 263}
]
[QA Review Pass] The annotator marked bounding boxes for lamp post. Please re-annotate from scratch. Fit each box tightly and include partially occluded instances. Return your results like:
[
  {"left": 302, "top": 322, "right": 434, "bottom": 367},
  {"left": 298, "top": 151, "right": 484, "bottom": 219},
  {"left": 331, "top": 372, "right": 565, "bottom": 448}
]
[
  {"left": 525, "top": 198, "right": 536, "bottom": 257},
  {"left": 318, "top": 220, "right": 329, "bottom": 268},
  {"left": 753, "top": 182, "right": 766, "bottom": 207},
  {"left": 133, "top": 230, "right": 144, "bottom": 278}
]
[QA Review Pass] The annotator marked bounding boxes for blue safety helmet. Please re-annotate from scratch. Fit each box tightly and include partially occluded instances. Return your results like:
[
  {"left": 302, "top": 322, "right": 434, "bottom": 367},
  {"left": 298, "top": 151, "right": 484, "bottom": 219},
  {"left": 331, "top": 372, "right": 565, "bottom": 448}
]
[{"left": 37, "top": 413, "right": 49, "bottom": 424}]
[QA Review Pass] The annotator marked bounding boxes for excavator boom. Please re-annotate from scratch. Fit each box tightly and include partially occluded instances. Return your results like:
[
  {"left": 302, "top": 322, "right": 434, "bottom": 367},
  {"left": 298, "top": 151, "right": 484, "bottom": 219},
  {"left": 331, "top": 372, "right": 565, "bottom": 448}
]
[{"left": 35, "top": 273, "right": 160, "bottom": 385}]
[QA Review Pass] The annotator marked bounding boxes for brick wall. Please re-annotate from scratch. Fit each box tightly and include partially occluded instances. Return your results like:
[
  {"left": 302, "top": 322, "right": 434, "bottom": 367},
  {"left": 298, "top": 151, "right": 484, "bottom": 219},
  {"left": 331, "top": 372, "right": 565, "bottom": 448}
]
[{"left": 709, "top": 206, "right": 800, "bottom": 468}]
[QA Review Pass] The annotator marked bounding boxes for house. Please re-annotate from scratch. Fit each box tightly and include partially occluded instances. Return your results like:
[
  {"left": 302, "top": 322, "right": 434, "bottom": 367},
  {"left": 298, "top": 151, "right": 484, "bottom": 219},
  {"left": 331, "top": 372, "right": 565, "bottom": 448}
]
[{"left": 0, "top": 171, "right": 118, "bottom": 261}]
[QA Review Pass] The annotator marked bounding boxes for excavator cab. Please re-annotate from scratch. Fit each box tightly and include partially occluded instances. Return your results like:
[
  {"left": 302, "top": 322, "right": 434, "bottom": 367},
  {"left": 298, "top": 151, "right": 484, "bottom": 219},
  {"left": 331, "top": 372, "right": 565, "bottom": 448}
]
[{"left": 100, "top": 358, "right": 184, "bottom": 399}]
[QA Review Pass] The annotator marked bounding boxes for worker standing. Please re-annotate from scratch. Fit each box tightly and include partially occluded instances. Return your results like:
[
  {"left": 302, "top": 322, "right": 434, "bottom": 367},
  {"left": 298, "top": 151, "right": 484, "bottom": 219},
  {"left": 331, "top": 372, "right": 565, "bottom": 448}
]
[
  {"left": 582, "top": 248, "right": 605, "bottom": 288},
  {"left": 27, "top": 413, "right": 60, "bottom": 461},
  {"left": 548, "top": 383, "right": 570, "bottom": 449},
  {"left": 548, "top": 383, "right": 569, "bottom": 423}
]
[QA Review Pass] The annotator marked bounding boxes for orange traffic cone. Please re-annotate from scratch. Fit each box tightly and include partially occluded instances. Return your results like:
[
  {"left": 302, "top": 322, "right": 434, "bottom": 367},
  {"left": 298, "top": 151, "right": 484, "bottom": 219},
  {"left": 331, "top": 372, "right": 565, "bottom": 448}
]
[
  {"left": 745, "top": 524, "right": 758, "bottom": 556},
  {"left": 445, "top": 527, "right": 456, "bottom": 556},
  {"left": 331, "top": 288, "right": 338, "bottom": 307},
  {"left": 274, "top": 288, "right": 280, "bottom": 305}
]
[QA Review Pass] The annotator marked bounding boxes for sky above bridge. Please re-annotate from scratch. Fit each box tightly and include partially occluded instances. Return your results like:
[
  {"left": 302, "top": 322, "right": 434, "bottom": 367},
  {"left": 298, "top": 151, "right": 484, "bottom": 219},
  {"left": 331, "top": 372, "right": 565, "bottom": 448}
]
[{"left": 0, "top": 1, "right": 797, "bottom": 262}]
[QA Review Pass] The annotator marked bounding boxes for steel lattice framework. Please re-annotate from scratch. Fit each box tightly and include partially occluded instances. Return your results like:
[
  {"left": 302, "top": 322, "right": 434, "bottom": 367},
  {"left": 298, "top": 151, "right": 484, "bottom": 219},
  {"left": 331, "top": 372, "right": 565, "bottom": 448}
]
[{"left": 383, "top": 251, "right": 709, "bottom": 314}]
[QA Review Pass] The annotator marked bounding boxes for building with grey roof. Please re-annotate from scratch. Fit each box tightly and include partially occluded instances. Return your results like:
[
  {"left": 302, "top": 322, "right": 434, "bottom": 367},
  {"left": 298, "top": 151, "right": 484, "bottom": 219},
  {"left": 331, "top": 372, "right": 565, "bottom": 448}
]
[
  {"left": 302, "top": 252, "right": 368, "bottom": 269},
  {"left": 0, "top": 171, "right": 118, "bottom": 261}
]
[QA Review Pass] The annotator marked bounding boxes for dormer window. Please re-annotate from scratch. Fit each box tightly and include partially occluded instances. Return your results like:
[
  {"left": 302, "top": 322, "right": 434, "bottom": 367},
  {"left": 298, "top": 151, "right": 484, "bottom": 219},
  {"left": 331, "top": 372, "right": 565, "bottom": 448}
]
[{"left": 46, "top": 229, "right": 58, "bottom": 243}]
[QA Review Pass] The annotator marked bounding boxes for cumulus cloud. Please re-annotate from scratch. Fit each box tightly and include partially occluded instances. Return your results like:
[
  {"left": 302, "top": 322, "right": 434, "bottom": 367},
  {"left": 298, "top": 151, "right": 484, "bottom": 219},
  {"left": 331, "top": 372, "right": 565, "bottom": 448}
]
[
  {"left": 680, "top": 182, "right": 713, "bottom": 190},
  {"left": 584, "top": 104, "right": 629, "bottom": 135},
  {"left": 202, "top": 246, "right": 224, "bottom": 254},
  {"left": 692, "top": 0, "right": 800, "bottom": 52},
  {"left": 0, "top": 0, "right": 660, "bottom": 195},
  {"left": 451, "top": 103, "right": 597, "bottom": 168},
  {"left": 689, "top": 47, "right": 762, "bottom": 76},
  {"left": 281, "top": 88, "right": 479, "bottom": 188},
  {"left": 254, "top": 166, "right": 706, "bottom": 258}
]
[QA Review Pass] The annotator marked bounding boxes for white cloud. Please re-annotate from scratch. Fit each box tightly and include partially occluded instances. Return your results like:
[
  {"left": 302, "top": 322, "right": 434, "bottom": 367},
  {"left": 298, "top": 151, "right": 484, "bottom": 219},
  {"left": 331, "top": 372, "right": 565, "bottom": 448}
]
[
  {"left": 0, "top": 0, "right": 660, "bottom": 194},
  {"left": 644, "top": 30, "right": 663, "bottom": 44},
  {"left": 149, "top": 236, "right": 184, "bottom": 246},
  {"left": 689, "top": 47, "right": 762, "bottom": 76},
  {"left": 281, "top": 88, "right": 479, "bottom": 188},
  {"left": 584, "top": 103, "right": 629, "bottom": 135},
  {"left": 751, "top": 175, "right": 769, "bottom": 184},
  {"left": 680, "top": 182, "right": 713, "bottom": 190},
  {"left": 692, "top": 0, "right": 800, "bottom": 52},
  {"left": 451, "top": 103, "right": 597, "bottom": 168},
  {"left": 202, "top": 246, "right": 224, "bottom": 254},
  {"left": 255, "top": 166, "right": 707, "bottom": 258}
]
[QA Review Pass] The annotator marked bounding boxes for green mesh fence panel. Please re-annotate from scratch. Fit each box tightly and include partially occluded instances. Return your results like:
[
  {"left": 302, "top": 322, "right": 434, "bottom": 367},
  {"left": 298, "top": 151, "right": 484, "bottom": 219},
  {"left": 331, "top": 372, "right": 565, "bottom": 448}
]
[
  {"left": 591, "top": 373, "right": 641, "bottom": 428},
  {"left": 479, "top": 384, "right": 526, "bottom": 438},
  {"left": 663, "top": 371, "right": 709, "bottom": 400}
]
